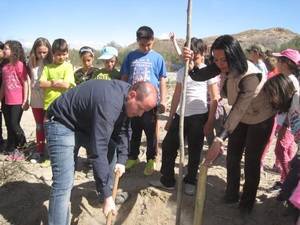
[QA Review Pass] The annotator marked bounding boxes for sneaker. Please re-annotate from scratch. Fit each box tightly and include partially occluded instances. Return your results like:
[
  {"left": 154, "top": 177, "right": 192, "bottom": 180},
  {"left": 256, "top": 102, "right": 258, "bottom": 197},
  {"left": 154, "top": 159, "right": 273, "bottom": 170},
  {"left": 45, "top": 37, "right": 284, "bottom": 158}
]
[
  {"left": 40, "top": 159, "right": 51, "bottom": 168},
  {"left": 125, "top": 159, "right": 139, "bottom": 170},
  {"left": 86, "top": 168, "right": 94, "bottom": 179},
  {"left": 149, "top": 179, "right": 175, "bottom": 191},
  {"left": 268, "top": 181, "right": 282, "bottom": 192},
  {"left": 5, "top": 151, "right": 15, "bottom": 161},
  {"left": 30, "top": 152, "right": 41, "bottom": 164},
  {"left": 13, "top": 149, "right": 25, "bottom": 161},
  {"left": 144, "top": 159, "right": 155, "bottom": 176},
  {"left": 5, "top": 149, "right": 25, "bottom": 161},
  {"left": 115, "top": 191, "right": 129, "bottom": 205},
  {"left": 184, "top": 183, "right": 196, "bottom": 196}
]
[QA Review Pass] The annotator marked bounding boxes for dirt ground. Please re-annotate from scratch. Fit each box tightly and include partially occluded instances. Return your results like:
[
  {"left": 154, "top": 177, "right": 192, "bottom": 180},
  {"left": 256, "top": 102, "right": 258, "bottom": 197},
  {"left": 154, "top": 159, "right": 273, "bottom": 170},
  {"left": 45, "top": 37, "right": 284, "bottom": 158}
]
[{"left": 0, "top": 83, "right": 296, "bottom": 225}]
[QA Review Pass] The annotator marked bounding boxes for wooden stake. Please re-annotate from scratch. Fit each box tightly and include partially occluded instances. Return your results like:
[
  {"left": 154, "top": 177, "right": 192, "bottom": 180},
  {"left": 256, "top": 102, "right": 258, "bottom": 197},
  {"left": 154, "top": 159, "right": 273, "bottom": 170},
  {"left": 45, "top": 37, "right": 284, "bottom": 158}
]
[
  {"left": 176, "top": 0, "right": 192, "bottom": 224},
  {"left": 193, "top": 164, "right": 208, "bottom": 225},
  {"left": 106, "top": 171, "right": 121, "bottom": 225}
]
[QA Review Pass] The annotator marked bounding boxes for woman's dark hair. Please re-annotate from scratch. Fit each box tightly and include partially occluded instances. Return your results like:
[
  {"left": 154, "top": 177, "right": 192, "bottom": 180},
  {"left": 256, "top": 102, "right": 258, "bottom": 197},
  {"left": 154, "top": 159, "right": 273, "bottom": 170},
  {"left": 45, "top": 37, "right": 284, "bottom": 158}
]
[
  {"left": 0, "top": 41, "right": 4, "bottom": 50},
  {"left": 29, "top": 37, "right": 53, "bottom": 68},
  {"left": 52, "top": 38, "right": 68, "bottom": 54},
  {"left": 5, "top": 40, "right": 26, "bottom": 64},
  {"left": 210, "top": 35, "right": 248, "bottom": 75},
  {"left": 185, "top": 37, "right": 207, "bottom": 55},
  {"left": 263, "top": 73, "right": 295, "bottom": 112},
  {"left": 278, "top": 56, "right": 299, "bottom": 78}
]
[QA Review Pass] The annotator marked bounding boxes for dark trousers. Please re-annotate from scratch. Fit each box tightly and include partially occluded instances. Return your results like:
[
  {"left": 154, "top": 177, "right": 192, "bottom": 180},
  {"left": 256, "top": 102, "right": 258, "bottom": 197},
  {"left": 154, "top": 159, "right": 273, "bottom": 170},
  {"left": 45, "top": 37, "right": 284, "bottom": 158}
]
[
  {"left": 0, "top": 95, "right": 4, "bottom": 142},
  {"left": 279, "top": 153, "right": 300, "bottom": 201},
  {"left": 73, "top": 132, "right": 117, "bottom": 194},
  {"left": 2, "top": 104, "right": 26, "bottom": 151},
  {"left": 160, "top": 113, "right": 208, "bottom": 186},
  {"left": 226, "top": 116, "right": 274, "bottom": 209},
  {"left": 129, "top": 108, "right": 157, "bottom": 161},
  {"left": 0, "top": 110, "right": 3, "bottom": 142}
]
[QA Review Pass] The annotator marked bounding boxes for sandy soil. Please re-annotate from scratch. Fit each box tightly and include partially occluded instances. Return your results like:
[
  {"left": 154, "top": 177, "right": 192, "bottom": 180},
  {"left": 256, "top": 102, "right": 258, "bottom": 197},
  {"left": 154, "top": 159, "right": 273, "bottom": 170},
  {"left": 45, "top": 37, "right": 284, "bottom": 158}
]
[{"left": 0, "top": 83, "right": 296, "bottom": 225}]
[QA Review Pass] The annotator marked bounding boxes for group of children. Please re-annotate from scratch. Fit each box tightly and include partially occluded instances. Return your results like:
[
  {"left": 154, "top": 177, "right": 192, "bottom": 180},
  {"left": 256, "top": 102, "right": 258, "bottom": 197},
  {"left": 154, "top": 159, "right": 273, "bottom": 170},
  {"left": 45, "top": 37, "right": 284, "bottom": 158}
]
[
  {"left": 0, "top": 25, "right": 300, "bottom": 222},
  {"left": 0, "top": 37, "right": 120, "bottom": 164}
]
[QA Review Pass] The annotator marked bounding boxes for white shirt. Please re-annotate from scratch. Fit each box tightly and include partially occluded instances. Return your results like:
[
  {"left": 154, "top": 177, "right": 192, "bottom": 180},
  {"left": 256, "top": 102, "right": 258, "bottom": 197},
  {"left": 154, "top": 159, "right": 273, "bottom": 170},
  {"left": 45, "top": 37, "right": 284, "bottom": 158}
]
[
  {"left": 256, "top": 60, "right": 268, "bottom": 79},
  {"left": 30, "top": 66, "right": 44, "bottom": 108},
  {"left": 176, "top": 63, "right": 218, "bottom": 116},
  {"left": 277, "top": 73, "right": 299, "bottom": 126}
]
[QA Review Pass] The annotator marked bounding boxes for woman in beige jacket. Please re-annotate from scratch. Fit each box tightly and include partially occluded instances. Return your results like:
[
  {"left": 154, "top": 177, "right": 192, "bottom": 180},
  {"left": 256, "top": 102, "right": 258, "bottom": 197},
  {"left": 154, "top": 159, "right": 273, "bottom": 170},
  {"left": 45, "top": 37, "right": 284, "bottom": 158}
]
[{"left": 184, "top": 35, "right": 276, "bottom": 214}]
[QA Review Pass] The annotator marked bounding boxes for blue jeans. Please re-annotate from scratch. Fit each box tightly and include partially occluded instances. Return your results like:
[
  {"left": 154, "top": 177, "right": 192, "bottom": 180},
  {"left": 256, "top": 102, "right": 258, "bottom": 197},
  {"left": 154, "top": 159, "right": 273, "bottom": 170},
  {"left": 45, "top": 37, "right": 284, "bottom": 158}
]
[{"left": 44, "top": 120, "right": 75, "bottom": 225}]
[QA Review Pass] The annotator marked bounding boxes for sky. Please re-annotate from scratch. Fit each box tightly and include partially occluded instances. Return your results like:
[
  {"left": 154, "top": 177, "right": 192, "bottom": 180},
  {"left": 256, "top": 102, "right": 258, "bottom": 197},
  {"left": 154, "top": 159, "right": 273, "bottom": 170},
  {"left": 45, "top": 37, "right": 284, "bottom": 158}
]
[{"left": 1, "top": 0, "right": 299, "bottom": 49}]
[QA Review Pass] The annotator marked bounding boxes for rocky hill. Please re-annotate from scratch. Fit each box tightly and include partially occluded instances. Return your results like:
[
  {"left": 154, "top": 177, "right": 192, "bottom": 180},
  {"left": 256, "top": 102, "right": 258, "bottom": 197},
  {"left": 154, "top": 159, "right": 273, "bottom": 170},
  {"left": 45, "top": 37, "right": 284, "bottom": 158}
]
[
  {"left": 125, "top": 27, "right": 299, "bottom": 53},
  {"left": 203, "top": 27, "right": 300, "bottom": 50},
  {"left": 68, "top": 27, "right": 299, "bottom": 70}
]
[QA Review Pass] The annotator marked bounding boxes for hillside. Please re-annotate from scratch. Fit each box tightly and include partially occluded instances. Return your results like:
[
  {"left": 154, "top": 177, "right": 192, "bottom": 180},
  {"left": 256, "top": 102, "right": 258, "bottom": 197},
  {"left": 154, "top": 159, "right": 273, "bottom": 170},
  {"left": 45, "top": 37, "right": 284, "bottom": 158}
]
[
  {"left": 68, "top": 27, "right": 300, "bottom": 70},
  {"left": 202, "top": 27, "right": 300, "bottom": 50},
  {"left": 150, "top": 27, "right": 299, "bottom": 52},
  {"left": 118, "top": 27, "right": 299, "bottom": 71}
]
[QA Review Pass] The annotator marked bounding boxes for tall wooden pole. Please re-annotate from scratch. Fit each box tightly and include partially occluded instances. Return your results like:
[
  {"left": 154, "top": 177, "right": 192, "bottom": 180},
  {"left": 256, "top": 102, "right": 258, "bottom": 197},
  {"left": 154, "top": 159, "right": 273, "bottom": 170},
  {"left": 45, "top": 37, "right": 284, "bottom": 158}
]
[
  {"left": 193, "top": 164, "right": 208, "bottom": 225},
  {"left": 176, "top": 0, "right": 192, "bottom": 224}
]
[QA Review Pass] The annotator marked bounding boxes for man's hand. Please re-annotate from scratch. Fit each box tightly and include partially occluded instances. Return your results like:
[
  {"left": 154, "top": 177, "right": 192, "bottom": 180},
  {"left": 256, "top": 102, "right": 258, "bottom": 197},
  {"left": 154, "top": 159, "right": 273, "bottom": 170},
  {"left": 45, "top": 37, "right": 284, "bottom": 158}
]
[
  {"left": 203, "top": 138, "right": 223, "bottom": 166},
  {"left": 114, "top": 163, "right": 125, "bottom": 177},
  {"left": 103, "top": 196, "right": 116, "bottom": 217}
]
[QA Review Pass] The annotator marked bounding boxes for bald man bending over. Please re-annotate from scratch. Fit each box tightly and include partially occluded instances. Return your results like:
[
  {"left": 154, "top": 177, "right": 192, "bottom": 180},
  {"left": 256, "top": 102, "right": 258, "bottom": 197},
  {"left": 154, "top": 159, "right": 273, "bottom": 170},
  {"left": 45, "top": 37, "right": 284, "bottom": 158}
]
[{"left": 44, "top": 80, "right": 157, "bottom": 225}]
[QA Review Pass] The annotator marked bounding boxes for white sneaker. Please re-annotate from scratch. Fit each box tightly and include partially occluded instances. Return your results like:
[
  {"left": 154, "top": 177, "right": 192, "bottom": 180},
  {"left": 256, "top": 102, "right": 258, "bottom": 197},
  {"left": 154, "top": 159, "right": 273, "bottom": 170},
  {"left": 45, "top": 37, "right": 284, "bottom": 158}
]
[
  {"left": 184, "top": 183, "right": 196, "bottom": 196},
  {"left": 30, "top": 152, "right": 41, "bottom": 164},
  {"left": 149, "top": 180, "right": 175, "bottom": 191}
]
